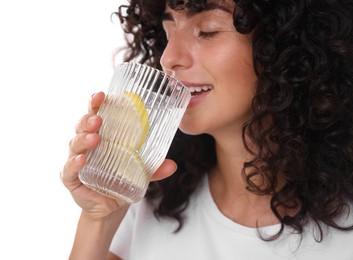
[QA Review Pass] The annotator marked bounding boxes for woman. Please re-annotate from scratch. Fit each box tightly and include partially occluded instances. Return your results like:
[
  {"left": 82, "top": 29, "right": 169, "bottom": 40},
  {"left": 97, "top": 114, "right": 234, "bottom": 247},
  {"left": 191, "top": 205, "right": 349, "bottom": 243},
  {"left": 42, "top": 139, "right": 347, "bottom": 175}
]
[{"left": 61, "top": 0, "right": 353, "bottom": 259}]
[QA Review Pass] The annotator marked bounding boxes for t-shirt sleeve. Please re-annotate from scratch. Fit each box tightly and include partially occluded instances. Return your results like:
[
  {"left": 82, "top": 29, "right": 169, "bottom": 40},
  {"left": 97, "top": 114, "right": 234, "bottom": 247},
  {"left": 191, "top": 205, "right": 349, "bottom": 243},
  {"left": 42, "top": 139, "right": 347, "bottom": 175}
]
[{"left": 109, "top": 203, "right": 138, "bottom": 259}]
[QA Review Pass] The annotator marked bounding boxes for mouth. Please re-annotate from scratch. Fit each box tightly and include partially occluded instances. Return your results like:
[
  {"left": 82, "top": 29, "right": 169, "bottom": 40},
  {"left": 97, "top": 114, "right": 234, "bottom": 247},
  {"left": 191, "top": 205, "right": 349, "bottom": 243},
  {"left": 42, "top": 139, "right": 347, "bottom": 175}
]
[{"left": 187, "top": 85, "right": 214, "bottom": 97}]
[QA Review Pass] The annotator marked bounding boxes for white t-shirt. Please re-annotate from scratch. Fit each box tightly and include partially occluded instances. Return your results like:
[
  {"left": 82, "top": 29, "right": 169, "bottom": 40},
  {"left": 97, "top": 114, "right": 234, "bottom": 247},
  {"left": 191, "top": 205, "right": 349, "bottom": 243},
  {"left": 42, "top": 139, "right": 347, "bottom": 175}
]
[{"left": 110, "top": 176, "right": 353, "bottom": 260}]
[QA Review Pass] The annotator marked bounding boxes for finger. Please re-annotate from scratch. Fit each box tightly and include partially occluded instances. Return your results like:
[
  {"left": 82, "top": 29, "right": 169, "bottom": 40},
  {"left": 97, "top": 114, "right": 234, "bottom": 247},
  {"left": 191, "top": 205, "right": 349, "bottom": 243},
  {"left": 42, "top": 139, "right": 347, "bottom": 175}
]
[
  {"left": 89, "top": 92, "right": 105, "bottom": 114},
  {"left": 68, "top": 132, "right": 101, "bottom": 158},
  {"left": 150, "top": 159, "right": 177, "bottom": 181},
  {"left": 75, "top": 114, "right": 102, "bottom": 135},
  {"left": 61, "top": 154, "right": 86, "bottom": 192}
]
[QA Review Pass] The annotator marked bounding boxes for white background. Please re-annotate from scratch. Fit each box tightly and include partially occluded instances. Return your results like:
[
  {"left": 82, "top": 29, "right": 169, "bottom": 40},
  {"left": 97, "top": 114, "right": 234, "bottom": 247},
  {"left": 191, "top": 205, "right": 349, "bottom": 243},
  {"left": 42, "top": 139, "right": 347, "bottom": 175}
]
[{"left": 0, "top": 1, "right": 125, "bottom": 259}]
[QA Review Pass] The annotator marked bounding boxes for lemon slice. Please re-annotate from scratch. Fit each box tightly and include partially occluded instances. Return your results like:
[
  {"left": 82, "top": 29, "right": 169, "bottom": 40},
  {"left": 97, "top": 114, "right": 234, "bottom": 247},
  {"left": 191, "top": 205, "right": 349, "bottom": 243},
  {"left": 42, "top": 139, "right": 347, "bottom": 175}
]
[
  {"left": 109, "top": 145, "right": 149, "bottom": 188},
  {"left": 121, "top": 91, "right": 150, "bottom": 150},
  {"left": 93, "top": 143, "right": 150, "bottom": 203},
  {"left": 102, "top": 90, "right": 150, "bottom": 151},
  {"left": 112, "top": 146, "right": 147, "bottom": 181}
]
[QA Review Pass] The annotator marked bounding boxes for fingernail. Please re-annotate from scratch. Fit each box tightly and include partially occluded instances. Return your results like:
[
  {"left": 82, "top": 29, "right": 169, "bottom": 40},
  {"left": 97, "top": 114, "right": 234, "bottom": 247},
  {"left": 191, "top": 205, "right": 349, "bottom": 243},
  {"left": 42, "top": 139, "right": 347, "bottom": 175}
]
[
  {"left": 85, "top": 133, "right": 95, "bottom": 141},
  {"left": 75, "top": 154, "right": 84, "bottom": 163},
  {"left": 87, "top": 116, "right": 98, "bottom": 126}
]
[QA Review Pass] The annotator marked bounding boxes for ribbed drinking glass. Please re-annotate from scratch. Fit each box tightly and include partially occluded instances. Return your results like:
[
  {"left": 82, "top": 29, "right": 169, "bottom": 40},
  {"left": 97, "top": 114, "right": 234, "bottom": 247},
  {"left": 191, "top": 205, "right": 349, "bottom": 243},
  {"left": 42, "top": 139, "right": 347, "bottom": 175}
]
[{"left": 79, "top": 62, "right": 191, "bottom": 204}]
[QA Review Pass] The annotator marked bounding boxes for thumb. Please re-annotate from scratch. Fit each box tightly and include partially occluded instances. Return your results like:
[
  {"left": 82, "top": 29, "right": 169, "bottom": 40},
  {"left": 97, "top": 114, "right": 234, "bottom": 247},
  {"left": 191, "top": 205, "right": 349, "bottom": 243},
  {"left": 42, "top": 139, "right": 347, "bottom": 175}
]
[{"left": 151, "top": 159, "right": 177, "bottom": 181}]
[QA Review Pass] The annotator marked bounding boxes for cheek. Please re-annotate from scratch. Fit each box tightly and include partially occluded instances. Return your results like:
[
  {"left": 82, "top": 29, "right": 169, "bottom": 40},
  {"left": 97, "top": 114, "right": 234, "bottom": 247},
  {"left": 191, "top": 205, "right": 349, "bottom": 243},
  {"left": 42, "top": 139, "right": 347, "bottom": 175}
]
[
  {"left": 212, "top": 43, "right": 255, "bottom": 82},
  {"left": 209, "top": 48, "right": 257, "bottom": 125},
  {"left": 210, "top": 54, "right": 257, "bottom": 102}
]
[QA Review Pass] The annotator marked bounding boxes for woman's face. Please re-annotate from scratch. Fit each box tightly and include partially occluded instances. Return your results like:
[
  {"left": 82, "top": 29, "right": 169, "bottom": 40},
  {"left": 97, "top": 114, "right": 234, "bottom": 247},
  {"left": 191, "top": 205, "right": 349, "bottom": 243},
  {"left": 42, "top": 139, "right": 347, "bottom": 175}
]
[{"left": 160, "top": 1, "right": 257, "bottom": 137}]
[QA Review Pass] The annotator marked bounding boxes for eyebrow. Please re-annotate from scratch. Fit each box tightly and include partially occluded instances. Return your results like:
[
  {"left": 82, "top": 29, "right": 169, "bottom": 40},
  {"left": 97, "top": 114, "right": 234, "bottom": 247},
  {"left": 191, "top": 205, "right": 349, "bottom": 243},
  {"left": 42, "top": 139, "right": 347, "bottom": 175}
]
[{"left": 161, "top": 4, "right": 233, "bottom": 21}]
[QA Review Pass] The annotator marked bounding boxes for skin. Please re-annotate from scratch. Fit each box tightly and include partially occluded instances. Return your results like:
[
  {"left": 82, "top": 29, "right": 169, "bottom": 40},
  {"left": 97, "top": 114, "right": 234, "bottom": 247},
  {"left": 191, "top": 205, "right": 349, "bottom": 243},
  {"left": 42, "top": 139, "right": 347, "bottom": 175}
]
[{"left": 61, "top": 2, "right": 279, "bottom": 259}]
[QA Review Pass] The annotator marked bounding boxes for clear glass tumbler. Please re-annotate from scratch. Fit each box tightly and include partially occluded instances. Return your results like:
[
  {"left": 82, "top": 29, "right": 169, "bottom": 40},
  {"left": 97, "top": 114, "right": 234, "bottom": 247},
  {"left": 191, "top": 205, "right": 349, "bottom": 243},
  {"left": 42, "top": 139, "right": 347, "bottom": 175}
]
[{"left": 79, "top": 62, "right": 191, "bottom": 204}]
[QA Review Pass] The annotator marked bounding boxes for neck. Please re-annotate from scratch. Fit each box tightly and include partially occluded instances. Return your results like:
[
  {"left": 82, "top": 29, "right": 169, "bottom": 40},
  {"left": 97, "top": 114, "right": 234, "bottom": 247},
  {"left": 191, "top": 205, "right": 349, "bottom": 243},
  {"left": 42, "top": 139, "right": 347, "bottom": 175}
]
[{"left": 208, "top": 132, "right": 279, "bottom": 227}]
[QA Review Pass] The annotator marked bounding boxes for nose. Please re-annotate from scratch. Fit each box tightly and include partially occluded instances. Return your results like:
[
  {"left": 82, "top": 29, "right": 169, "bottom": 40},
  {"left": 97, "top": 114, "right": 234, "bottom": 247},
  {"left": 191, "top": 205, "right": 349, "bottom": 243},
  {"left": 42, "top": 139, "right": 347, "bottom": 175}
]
[{"left": 160, "top": 31, "right": 193, "bottom": 77}]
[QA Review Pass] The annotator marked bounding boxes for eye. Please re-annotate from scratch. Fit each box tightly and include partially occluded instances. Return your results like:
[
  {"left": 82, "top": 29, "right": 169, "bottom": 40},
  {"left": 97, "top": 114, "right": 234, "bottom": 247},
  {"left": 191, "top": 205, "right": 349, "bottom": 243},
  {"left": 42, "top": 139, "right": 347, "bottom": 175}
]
[{"left": 197, "top": 31, "right": 220, "bottom": 39}]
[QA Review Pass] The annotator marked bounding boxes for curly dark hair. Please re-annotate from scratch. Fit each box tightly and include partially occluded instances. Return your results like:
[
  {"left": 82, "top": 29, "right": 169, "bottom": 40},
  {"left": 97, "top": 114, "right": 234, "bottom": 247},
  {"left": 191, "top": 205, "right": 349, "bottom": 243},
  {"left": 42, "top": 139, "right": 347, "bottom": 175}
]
[{"left": 115, "top": 0, "right": 353, "bottom": 240}]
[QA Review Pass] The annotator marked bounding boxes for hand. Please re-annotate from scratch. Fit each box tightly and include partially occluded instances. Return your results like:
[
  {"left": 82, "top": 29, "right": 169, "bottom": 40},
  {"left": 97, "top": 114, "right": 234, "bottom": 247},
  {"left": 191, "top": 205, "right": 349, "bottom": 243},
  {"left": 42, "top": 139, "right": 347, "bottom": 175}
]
[{"left": 60, "top": 92, "right": 177, "bottom": 219}]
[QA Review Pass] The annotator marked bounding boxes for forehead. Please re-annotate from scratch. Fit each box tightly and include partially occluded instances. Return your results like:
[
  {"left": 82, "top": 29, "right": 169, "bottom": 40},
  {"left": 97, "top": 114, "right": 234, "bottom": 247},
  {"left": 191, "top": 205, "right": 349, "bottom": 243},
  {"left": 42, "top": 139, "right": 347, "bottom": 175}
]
[{"left": 166, "top": 0, "right": 234, "bottom": 13}]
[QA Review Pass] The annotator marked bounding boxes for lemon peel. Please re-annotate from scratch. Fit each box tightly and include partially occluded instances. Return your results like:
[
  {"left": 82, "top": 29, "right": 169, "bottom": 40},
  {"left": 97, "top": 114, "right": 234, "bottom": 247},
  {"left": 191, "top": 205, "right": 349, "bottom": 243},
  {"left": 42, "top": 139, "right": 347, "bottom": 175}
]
[{"left": 121, "top": 90, "right": 150, "bottom": 150}]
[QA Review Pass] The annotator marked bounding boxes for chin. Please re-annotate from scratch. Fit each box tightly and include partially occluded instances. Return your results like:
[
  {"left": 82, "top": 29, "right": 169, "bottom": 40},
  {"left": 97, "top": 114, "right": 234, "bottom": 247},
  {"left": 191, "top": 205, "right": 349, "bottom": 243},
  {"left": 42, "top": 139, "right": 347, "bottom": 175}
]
[{"left": 178, "top": 122, "right": 206, "bottom": 136}]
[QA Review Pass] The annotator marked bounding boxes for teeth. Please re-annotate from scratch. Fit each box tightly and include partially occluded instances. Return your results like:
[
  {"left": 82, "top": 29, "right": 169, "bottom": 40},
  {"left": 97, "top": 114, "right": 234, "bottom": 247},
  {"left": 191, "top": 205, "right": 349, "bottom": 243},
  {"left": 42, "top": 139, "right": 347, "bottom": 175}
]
[{"left": 188, "top": 85, "right": 213, "bottom": 93}]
